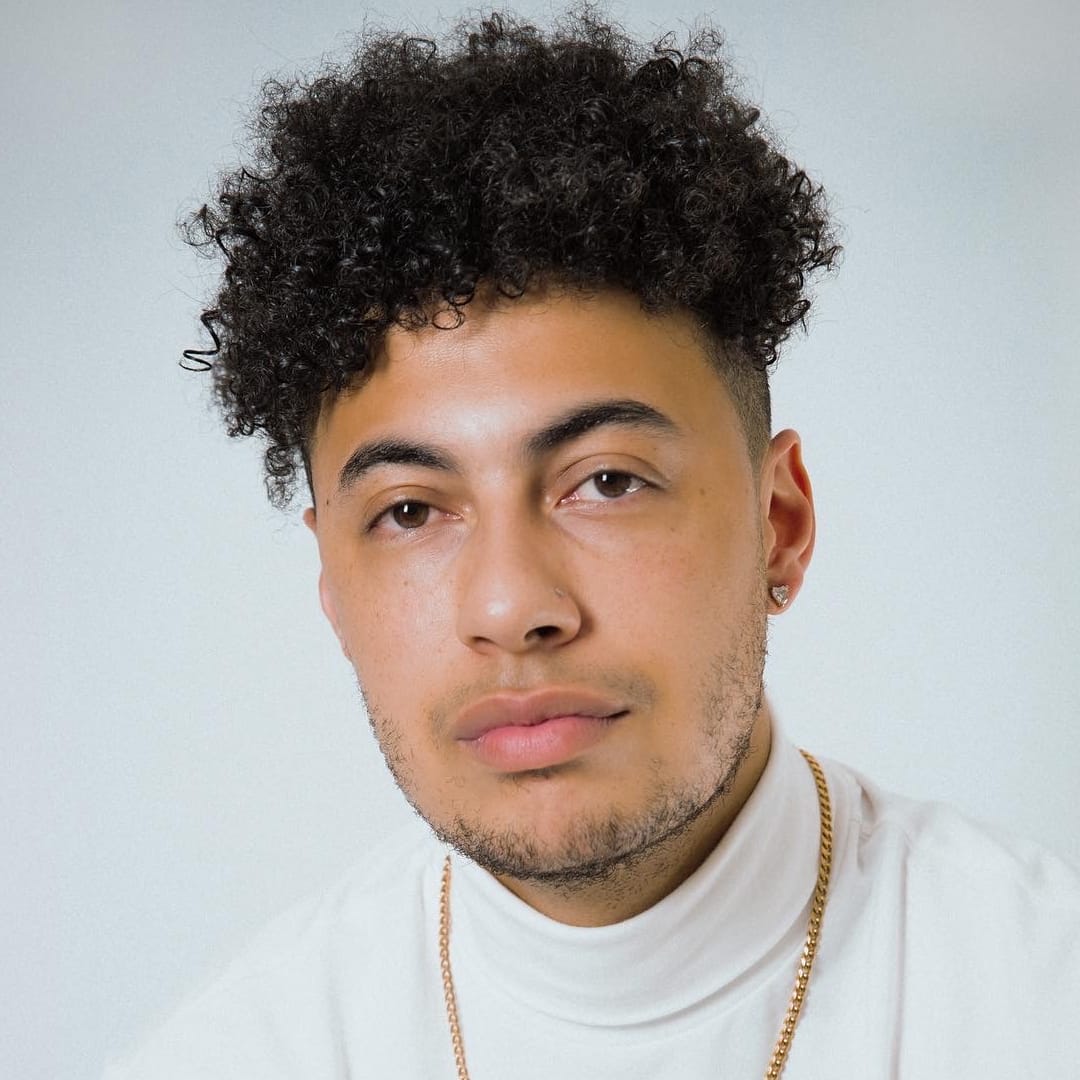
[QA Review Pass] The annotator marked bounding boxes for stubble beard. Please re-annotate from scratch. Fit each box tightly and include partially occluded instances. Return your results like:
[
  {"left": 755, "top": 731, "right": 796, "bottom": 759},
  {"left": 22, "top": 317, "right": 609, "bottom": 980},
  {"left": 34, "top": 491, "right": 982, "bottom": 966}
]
[{"left": 361, "top": 590, "right": 768, "bottom": 893}]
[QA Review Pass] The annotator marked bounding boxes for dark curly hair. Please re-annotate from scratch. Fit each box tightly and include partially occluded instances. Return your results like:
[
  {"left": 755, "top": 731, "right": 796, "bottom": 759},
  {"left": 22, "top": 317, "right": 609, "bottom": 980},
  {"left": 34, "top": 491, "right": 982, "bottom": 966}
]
[{"left": 183, "top": 7, "right": 838, "bottom": 507}]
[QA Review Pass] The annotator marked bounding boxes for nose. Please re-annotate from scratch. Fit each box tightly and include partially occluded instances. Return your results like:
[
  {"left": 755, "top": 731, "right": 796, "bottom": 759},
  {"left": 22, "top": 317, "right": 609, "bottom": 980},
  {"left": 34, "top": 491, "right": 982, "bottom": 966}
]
[{"left": 455, "top": 515, "right": 582, "bottom": 655}]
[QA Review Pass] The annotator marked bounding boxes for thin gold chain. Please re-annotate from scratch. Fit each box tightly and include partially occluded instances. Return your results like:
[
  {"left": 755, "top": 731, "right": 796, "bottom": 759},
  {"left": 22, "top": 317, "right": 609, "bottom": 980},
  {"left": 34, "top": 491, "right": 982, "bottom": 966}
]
[
  {"left": 438, "top": 749, "right": 832, "bottom": 1080},
  {"left": 438, "top": 853, "right": 469, "bottom": 1080}
]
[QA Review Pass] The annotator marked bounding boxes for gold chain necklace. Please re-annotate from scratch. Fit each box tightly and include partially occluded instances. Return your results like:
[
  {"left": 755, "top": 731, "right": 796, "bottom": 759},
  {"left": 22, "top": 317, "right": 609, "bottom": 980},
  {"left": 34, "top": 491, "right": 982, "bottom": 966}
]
[{"left": 439, "top": 749, "right": 832, "bottom": 1080}]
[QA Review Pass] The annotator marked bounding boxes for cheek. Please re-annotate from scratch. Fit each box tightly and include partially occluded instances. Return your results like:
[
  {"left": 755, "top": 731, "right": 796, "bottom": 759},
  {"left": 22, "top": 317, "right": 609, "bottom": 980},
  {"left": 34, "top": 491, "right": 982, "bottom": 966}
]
[
  {"left": 333, "top": 564, "right": 456, "bottom": 694},
  {"left": 597, "top": 516, "right": 755, "bottom": 624}
]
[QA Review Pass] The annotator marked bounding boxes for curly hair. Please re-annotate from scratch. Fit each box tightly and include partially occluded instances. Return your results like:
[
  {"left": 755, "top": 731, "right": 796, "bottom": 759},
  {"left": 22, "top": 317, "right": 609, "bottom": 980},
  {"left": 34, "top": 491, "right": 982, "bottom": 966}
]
[{"left": 183, "top": 8, "right": 838, "bottom": 507}]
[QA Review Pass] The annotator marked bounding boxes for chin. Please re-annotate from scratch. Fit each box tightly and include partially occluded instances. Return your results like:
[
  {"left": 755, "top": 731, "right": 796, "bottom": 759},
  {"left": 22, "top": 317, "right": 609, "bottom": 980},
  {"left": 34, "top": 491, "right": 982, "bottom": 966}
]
[{"left": 433, "top": 782, "right": 716, "bottom": 887}]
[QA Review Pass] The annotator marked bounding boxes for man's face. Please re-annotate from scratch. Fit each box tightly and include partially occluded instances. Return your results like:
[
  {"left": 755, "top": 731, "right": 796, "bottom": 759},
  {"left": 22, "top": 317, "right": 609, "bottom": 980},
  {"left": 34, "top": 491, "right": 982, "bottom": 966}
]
[{"left": 306, "top": 288, "right": 802, "bottom": 885}]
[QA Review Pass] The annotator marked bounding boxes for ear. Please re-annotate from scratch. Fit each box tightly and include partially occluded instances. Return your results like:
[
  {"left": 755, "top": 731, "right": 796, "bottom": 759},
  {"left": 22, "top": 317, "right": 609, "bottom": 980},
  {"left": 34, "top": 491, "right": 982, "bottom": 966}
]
[
  {"left": 303, "top": 506, "right": 352, "bottom": 661},
  {"left": 758, "top": 429, "right": 816, "bottom": 611}
]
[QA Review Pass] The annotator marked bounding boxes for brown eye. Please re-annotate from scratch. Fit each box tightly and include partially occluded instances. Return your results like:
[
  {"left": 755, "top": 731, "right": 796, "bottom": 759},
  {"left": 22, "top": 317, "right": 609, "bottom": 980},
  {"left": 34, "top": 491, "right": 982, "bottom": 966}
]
[
  {"left": 390, "top": 501, "right": 430, "bottom": 529},
  {"left": 593, "top": 471, "right": 636, "bottom": 498}
]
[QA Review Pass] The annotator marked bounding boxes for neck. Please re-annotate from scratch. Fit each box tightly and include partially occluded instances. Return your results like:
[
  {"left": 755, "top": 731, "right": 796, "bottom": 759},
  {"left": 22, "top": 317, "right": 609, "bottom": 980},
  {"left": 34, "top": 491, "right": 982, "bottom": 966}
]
[{"left": 494, "top": 706, "right": 773, "bottom": 927}]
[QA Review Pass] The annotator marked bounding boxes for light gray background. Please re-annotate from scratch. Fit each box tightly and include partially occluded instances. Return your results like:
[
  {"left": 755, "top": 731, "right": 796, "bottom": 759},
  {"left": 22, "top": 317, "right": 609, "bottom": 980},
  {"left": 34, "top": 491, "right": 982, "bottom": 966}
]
[{"left": 3, "top": 1, "right": 1077, "bottom": 1077}]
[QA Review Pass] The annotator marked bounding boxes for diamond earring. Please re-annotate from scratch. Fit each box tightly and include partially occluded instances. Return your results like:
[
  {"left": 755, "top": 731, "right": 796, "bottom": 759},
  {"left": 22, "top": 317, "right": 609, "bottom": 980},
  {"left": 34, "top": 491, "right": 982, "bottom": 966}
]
[{"left": 769, "top": 584, "right": 790, "bottom": 608}]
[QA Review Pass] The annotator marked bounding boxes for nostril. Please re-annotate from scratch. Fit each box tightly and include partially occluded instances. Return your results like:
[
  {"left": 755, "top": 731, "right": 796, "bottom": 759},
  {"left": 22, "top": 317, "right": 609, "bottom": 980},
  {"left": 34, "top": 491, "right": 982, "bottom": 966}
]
[{"left": 529, "top": 624, "right": 563, "bottom": 641}]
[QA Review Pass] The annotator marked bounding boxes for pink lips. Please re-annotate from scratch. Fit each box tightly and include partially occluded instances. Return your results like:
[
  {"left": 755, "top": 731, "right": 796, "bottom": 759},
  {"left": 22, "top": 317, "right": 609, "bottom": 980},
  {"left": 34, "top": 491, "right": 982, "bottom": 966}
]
[{"left": 454, "top": 688, "right": 628, "bottom": 772}]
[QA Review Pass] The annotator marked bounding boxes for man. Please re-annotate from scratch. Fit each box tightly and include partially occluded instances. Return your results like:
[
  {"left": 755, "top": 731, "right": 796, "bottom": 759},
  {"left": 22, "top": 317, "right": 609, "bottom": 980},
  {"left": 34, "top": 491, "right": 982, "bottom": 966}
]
[{"left": 108, "top": 10, "right": 1079, "bottom": 1078}]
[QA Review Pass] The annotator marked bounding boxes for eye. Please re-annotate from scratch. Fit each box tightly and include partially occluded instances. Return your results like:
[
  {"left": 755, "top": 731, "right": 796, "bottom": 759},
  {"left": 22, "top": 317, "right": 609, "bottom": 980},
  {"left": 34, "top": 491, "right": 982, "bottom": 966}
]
[
  {"left": 372, "top": 500, "right": 431, "bottom": 531},
  {"left": 572, "top": 470, "right": 648, "bottom": 501}
]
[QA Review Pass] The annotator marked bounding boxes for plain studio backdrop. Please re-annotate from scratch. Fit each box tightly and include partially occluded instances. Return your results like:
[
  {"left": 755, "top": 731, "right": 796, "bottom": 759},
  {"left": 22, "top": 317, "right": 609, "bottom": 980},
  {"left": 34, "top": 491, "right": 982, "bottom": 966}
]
[{"left": 2, "top": 1, "right": 1077, "bottom": 1076}]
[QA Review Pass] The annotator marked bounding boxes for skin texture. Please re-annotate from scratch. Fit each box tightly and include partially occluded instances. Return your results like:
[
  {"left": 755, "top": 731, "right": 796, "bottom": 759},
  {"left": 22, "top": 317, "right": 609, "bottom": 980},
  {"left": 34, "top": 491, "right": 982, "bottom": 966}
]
[{"left": 304, "top": 288, "right": 815, "bottom": 926}]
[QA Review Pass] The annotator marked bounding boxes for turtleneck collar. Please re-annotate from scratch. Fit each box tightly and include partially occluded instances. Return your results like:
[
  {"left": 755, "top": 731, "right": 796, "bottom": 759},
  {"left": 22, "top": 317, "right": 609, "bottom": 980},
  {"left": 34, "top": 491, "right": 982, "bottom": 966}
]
[{"left": 449, "top": 725, "right": 821, "bottom": 1028}]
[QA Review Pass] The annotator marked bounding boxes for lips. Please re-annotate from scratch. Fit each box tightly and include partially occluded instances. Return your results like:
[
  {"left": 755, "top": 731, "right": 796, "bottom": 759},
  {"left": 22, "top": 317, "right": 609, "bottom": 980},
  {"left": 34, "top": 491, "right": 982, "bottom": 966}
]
[
  {"left": 453, "top": 687, "right": 629, "bottom": 742},
  {"left": 453, "top": 687, "right": 630, "bottom": 772}
]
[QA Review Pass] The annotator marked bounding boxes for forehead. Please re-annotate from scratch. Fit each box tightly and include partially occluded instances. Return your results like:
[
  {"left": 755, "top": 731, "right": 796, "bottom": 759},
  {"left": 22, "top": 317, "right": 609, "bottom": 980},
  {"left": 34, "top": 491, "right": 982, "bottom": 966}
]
[{"left": 309, "top": 289, "right": 742, "bottom": 490}]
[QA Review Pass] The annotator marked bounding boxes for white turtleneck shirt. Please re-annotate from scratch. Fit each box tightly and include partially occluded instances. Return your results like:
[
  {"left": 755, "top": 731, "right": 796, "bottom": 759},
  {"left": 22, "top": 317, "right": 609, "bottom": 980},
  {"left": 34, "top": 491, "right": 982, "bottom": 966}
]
[{"left": 105, "top": 731, "right": 1080, "bottom": 1078}]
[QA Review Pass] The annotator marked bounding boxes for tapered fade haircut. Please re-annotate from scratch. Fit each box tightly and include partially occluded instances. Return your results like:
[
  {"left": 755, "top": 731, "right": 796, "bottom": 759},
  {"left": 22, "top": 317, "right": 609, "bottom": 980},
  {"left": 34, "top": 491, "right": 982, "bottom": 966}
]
[{"left": 183, "top": 7, "right": 839, "bottom": 506}]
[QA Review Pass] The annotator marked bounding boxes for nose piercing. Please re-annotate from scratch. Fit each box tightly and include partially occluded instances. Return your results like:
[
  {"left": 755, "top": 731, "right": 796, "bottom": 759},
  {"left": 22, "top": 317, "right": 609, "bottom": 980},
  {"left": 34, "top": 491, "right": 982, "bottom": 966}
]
[
  {"left": 554, "top": 587, "right": 566, "bottom": 599},
  {"left": 769, "top": 584, "right": 790, "bottom": 608}
]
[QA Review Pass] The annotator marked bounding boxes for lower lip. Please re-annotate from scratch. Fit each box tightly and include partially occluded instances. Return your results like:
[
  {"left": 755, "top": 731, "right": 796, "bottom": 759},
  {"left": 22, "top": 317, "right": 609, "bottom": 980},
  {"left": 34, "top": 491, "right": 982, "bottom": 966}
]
[{"left": 463, "top": 714, "right": 622, "bottom": 772}]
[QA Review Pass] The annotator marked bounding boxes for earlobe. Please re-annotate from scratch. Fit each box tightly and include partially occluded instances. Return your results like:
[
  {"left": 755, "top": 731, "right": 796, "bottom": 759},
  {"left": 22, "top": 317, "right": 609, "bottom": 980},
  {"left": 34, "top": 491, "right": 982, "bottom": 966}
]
[{"left": 760, "top": 429, "right": 816, "bottom": 611}]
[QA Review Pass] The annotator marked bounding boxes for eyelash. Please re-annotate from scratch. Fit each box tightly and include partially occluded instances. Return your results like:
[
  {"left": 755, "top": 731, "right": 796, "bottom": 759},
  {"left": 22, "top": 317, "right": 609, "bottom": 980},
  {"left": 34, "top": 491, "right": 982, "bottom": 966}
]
[
  {"left": 366, "top": 499, "right": 434, "bottom": 533},
  {"left": 367, "top": 469, "right": 650, "bottom": 534},
  {"left": 568, "top": 470, "right": 649, "bottom": 502}
]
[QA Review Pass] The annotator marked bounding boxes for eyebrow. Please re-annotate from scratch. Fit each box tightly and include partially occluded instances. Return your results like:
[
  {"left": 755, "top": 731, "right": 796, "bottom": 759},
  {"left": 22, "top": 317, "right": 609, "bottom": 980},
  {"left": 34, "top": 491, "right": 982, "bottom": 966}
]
[
  {"left": 336, "top": 398, "right": 680, "bottom": 495},
  {"left": 522, "top": 398, "right": 679, "bottom": 458},
  {"left": 337, "top": 438, "right": 459, "bottom": 494}
]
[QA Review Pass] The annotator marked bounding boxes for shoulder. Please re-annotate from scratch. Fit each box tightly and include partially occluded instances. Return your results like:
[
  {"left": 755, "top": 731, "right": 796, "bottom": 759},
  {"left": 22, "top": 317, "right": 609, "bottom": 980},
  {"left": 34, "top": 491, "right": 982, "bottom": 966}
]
[
  {"left": 830, "top": 756, "right": 1080, "bottom": 912},
  {"left": 195, "top": 815, "right": 439, "bottom": 987},
  {"left": 823, "top": 755, "right": 1080, "bottom": 988},
  {"left": 811, "top": 757, "right": 1080, "bottom": 1071},
  {"left": 105, "top": 818, "right": 443, "bottom": 1079}
]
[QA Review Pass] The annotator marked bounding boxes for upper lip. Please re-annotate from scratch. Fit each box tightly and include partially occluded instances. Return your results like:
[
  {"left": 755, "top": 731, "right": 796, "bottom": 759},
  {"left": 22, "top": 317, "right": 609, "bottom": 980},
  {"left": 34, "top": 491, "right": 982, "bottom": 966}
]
[{"left": 454, "top": 688, "right": 629, "bottom": 741}]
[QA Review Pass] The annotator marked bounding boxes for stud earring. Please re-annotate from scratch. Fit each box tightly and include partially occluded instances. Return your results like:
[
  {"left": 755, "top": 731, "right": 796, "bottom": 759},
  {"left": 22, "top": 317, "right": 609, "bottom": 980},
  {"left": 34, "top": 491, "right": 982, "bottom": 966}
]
[{"left": 769, "top": 584, "right": 790, "bottom": 609}]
